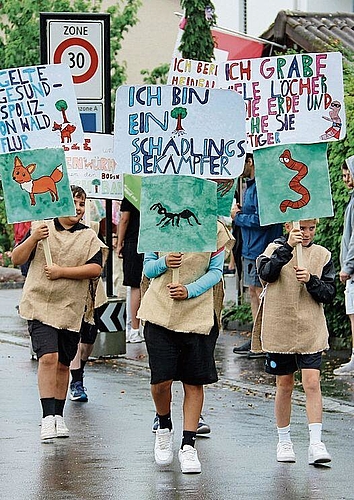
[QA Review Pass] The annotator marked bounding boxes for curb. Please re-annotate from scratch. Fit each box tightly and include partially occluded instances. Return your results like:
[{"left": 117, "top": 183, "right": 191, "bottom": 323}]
[{"left": 0, "top": 282, "right": 24, "bottom": 289}]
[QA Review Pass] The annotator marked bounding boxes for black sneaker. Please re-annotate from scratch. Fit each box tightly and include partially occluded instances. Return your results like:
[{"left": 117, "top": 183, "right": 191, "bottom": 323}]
[
  {"left": 233, "top": 339, "right": 251, "bottom": 355},
  {"left": 197, "top": 415, "right": 210, "bottom": 435},
  {"left": 248, "top": 351, "right": 266, "bottom": 359}
]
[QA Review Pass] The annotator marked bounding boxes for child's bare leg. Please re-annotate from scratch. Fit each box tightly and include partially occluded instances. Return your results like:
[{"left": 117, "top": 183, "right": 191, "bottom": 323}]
[
  {"left": 151, "top": 380, "right": 173, "bottom": 416},
  {"left": 301, "top": 369, "right": 322, "bottom": 423},
  {"left": 275, "top": 374, "right": 294, "bottom": 427},
  {"left": 56, "top": 362, "right": 70, "bottom": 400},
  {"left": 37, "top": 352, "right": 59, "bottom": 398},
  {"left": 182, "top": 384, "right": 204, "bottom": 431}
]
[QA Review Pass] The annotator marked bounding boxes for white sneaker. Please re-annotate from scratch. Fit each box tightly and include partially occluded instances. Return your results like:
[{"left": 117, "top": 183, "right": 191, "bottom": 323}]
[
  {"left": 308, "top": 442, "right": 331, "bottom": 465},
  {"left": 55, "top": 415, "right": 69, "bottom": 438},
  {"left": 154, "top": 428, "right": 174, "bottom": 465},
  {"left": 127, "top": 328, "right": 144, "bottom": 343},
  {"left": 333, "top": 358, "right": 354, "bottom": 375},
  {"left": 178, "top": 445, "right": 201, "bottom": 474},
  {"left": 41, "top": 415, "right": 56, "bottom": 441},
  {"left": 277, "top": 442, "right": 296, "bottom": 462}
]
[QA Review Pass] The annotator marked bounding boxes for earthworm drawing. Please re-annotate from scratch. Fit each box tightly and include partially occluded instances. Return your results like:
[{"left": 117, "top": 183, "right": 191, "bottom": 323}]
[{"left": 279, "top": 149, "right": 310, "bottom": 213}]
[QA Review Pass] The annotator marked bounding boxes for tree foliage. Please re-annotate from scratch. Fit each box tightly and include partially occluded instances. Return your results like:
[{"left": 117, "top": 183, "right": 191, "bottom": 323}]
[
  {"left": 0, "top": 0, "right": 141, "bottom": 111},
  {"left": 179, "top": 0, "right": 216, "bottom": 61},
  {"left": 0, "top": 0, "right": 141, "bottom": 252}
]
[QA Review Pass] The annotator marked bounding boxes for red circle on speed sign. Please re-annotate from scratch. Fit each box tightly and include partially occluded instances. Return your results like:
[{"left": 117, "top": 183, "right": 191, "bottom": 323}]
[{"left": 53, "top": 37, "right": 99, "bottom": 84}]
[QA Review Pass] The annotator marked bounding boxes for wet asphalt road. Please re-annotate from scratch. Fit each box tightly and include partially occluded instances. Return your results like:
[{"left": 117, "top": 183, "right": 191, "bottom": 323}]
[{"left": 1, "top": 287, "right": 354, "bottom": 499}]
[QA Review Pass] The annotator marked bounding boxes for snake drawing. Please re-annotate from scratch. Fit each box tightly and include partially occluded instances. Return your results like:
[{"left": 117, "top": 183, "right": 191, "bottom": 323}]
[{"left": 279, "top": 149, "right": 310, "bottom": 213}]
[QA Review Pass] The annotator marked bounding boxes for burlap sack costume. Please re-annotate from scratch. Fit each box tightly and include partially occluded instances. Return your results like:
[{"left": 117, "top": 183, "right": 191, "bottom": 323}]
[
  {"left": 20, "top": 220, "right": 108, "bottom": 332},
  {"left": 252, "top": 242, "right": 331, "bottom": 354},
  {"left": 138, "top": 220, "right": 234, "bottom": 335}
]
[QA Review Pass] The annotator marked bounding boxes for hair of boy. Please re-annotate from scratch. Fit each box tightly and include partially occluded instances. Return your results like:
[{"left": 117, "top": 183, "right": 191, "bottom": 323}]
[
  {"left": 285, "top": 219, "right": 319, "bottom": 228},
  {"left": 70, "top": 185, "right": 86, "bottom": 199}
]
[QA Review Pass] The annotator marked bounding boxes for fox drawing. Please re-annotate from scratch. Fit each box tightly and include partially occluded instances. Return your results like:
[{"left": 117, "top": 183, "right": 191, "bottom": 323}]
[{"left": 12, "top": 156, "right": 63, "bottom": 206}]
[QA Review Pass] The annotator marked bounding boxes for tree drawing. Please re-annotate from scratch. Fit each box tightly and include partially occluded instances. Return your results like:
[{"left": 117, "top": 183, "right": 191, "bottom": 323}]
[
  {"left": 171, "top": 107, "right": 188, "bottom": 136},
  {"left": 92, "top": 179, "right": 101, "bottom": 193},
  {"left": 55, "top": 100, "right": 69, "bottom": 123}
]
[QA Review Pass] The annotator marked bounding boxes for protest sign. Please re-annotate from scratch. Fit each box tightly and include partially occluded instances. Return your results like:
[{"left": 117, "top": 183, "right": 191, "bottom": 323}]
[
  {"left": 0, "top": 63, "right": 83, "bottom": 154},
  {"left": 65, "top": 133, "right": 122, "bottom": 199},
  {"left": 113, "top": 85, "right": 246, "bottom": 179},
  {"left": 218, "top": 52, "right": 345, "bottom": 149},
  {"left": 123, "top": 173, "right": 141, "bottom": 209},
  {"left": 168, "top": 58, "right": 219, "bottom": 88},
  {"left": 254, "top": 143, "right": 333, "bottom": 226},
  {"left": 138, "top": 175, "right": 217, "bottom": 253},
  {"left": 0, "top": 147, "right": 75, "bottom": 223}
]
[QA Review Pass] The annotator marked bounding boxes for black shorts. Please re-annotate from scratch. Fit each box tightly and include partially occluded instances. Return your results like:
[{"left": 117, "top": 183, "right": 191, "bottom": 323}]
[
  {"left": 144, "top": 319, "right": 219, "bottom": 386},
  {"left": 122, "top": 239, "right": 144, "bottom": 288},
  {"left": 28, "top": 319, "right": 80, "bottom": 367},
  {"left": 265, "top": 352, "right": 322, "bottom": 375},
  {"left": 79, "top": 307, "right": 103, "bottom": 345},
  {"left": 80, "top": 320, "right": 98, "bottom": 345}
]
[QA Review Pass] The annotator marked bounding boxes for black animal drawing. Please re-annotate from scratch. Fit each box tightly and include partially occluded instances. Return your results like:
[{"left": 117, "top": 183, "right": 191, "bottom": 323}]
[{"left": 150, "top": 202, "right": 201, "bottom": 227}]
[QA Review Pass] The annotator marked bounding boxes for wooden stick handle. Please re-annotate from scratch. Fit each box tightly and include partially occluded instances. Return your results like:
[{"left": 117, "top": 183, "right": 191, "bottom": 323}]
[
  {"left": 293, "top": 221, "right": 303, "bottom": 268},
  {"left": 172, "top": 268, "right": 180, "bottom": 284},
  {"left": 38, "top": 220, "right": 52, "bottom": 266}
]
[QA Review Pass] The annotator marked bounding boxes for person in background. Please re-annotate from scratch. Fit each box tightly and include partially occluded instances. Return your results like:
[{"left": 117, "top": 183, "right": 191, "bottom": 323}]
[
  {"left": 117, "top": 197, "right": 144, "bottom": 343},
  {"left": 252, "top": 219, "right": 335, "bottom": 465},
  {"left": 232, "top": 153, "right": 283, "bottom": 358},
  {"left": 11, "top": 186, "right": 106, "bottom": 442},
  {"left": 69, "top": 221, "right": 108, "bottom": 402},
  {"left": 334, "top": 159, "right": 354, "bottom": 375}
]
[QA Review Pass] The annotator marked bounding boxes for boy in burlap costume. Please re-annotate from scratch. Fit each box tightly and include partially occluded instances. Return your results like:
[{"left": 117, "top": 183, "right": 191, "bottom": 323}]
[
  {"left": 138, "top": 220, "right": 234, "bottom": 474},
  {"left": 252, "top": 220, "right": 335, "bottom": 465},
  {"left": 12, "top": 186, "right": 107, "bottom": 442}
]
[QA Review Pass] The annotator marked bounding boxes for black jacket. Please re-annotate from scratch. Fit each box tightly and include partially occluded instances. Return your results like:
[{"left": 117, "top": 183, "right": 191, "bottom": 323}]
[{"left": 257, "top": 236, "right": 336, "bottom": 305}]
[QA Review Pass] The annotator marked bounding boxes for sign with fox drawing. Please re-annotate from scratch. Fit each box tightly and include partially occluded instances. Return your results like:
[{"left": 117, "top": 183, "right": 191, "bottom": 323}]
[{"left": 0, "top": 147, "right": 75, "bottom": 223}]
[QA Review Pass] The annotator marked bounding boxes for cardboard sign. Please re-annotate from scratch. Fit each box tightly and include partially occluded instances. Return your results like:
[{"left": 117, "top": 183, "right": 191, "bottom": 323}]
[
  {"left": 0, "top": 64, "right": 83, "bottom": 154},
  {"left": 0, "top": 147, "right": 75, "bottom": 223},
  {"left": 254, "top": 143, "right": 333, "bottom": 225},
  {"left": 218, "top": 52, "right": 345, "bottom": 149},
  {"left": 65, "top": 133, "right": 123, "bottom": 199},
  {"left": 113, "top": 85, "right": 246, "bottom": 179},
  {"left": 138, "top": 175, "right": 217, "bottom": 253}
]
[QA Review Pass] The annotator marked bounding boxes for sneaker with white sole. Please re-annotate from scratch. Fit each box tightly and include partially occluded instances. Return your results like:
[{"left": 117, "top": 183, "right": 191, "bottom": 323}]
[
  {"left": 41, "top": 415, "right": 56, "bottom": 441},
  {"left": 197, "top": 415, "right": 211, "bottom": 435},
  {"left": 333, "top": 358, "right": 354, "bottom": 376},
  {"left": 55, "top": 415, "right": 69, "bottom": 438},
  {"left": 127, "top": 328, "right": 144, "bottom": 344},
  {"left": 154, "top": 428, "right": 174, "bottom": 465},
  {"left": 308, "top": 442, "right": 331, "bottom": 465},
  {"left": 70, "top": 381, "right": 88, "bottom": 402},
  {"left": 277, "top": 441, "right": 296, "bottom": 462},
  {"left": 178, "top": 445, "right": 201, "bottom": 474},
  {"left": 152, "top": 414, "right": 210, "bottom": 436}
]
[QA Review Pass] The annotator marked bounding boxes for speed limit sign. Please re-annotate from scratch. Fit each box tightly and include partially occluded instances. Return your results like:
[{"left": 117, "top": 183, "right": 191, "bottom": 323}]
[{"left": 42, "top": 15, "right": 107, "bottom": 101}]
